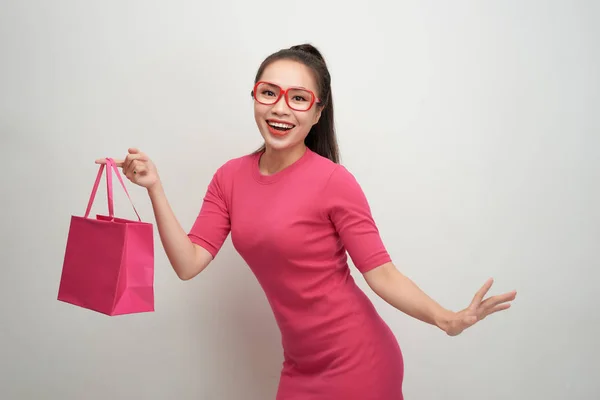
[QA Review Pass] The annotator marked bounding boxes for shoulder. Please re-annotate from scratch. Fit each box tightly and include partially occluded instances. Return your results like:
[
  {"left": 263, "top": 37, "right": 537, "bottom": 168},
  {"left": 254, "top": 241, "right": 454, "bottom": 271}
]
[
  {"left": 211, "top": 151, "right": 257, "bottom": 181},
  {"left": 300, "top": 150, "right": 364, "bottom": 194},
  {"left": 306, "top": 149, "right": 348, "bottom": 181},
  {"left": 321, "top": 163, "right": 361, "bottom": 193},
  {"left": 305, "top": 153, "right": 368, "bottom": 209}
]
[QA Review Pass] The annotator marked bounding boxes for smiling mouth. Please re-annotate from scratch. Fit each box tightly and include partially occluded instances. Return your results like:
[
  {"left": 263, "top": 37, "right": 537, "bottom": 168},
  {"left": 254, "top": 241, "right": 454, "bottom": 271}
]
[{"left": 267, "top": 120, "right": 295, "bottom": 135}]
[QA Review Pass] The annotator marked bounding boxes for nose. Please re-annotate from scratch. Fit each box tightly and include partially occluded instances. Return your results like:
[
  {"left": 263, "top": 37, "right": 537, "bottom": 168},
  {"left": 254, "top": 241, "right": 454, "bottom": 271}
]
[{"left": 271, "top": 94, "right": 291, "bottom": 115}]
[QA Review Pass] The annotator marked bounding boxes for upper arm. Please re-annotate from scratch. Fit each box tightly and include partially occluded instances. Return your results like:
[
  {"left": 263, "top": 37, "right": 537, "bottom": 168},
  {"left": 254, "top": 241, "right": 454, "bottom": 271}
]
[
  {"left": 324, "top": 166, "right": 392, "bottom": 274},
  {"left": 187, "top": 166, "right": 232, "bottom": 265}
]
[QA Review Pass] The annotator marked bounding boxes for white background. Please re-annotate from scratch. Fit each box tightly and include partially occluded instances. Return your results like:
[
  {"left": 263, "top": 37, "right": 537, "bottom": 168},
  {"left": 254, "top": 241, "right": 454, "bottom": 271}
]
[{"left": 1, "top": 1, "right": 598, "bottom": 399}]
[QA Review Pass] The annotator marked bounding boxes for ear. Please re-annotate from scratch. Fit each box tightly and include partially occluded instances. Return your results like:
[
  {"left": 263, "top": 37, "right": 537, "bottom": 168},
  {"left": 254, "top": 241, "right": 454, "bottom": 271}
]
[{"left": 312, "top": 107, "right": 323, "bottom": 126}]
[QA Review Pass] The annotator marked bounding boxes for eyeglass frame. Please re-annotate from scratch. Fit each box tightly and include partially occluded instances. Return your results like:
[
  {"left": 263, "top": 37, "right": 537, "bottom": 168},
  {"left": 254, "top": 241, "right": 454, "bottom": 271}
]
[{"left": 251, "top": 81, "right": 322, "bottom": 112}]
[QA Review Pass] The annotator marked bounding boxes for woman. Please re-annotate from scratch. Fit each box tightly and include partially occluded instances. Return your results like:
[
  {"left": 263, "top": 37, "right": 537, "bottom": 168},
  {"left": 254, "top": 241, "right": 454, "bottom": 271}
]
[{"left": 99, "top": 44, "right": 516, "bottom": 399}]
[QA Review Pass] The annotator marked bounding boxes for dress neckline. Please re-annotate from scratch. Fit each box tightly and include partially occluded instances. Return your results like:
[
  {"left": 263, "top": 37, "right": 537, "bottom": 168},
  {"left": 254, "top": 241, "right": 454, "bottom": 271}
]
[{"left": 252, "top": 147, "right": 313, "bottom": 185}]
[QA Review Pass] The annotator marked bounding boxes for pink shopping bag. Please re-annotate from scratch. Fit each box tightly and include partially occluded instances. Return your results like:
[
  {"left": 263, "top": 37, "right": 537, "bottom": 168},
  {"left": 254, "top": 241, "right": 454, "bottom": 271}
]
[{"left": 58, "top": 158, "right": 154, "bottom": 316}]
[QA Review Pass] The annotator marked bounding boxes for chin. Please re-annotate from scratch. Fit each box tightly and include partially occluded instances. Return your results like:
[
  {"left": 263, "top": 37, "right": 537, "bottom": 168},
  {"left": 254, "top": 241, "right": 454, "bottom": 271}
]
[
  {"left": 263, "top": 135, "right": 296, "bottom": 152},
  {"left": 261, "top": 125, "right": 305, "bottom": 152}
]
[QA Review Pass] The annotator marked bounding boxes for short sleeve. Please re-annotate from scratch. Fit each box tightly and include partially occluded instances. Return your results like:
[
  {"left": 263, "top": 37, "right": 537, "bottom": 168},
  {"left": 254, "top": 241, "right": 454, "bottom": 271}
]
[
  {"left": 323, "top": 166, "right": 391, "bottom": 273},
  {"left": 187, "top": 167, "right": 231, "bottom": 258}
]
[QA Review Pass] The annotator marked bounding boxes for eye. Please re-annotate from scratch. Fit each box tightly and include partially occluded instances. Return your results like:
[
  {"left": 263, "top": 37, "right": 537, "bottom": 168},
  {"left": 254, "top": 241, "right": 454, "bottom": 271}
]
[
  {"left": 262, "top": 90, "right": 276, "bottom": 97},
  {"left": 292, "top": 95, "right": 307, "bottom": 102}
]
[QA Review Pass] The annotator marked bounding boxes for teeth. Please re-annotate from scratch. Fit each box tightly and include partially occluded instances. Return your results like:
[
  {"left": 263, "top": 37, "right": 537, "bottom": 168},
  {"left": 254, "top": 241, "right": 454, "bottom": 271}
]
[{"left": 268, "top": 121, "right": 294, "bottom": 129}]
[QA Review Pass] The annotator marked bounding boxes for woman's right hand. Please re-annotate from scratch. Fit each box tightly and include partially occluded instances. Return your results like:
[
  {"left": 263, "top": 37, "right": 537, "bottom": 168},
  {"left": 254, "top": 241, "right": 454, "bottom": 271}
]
[{"left": 95, "top": 148, "right": 160, "bottom": 190}]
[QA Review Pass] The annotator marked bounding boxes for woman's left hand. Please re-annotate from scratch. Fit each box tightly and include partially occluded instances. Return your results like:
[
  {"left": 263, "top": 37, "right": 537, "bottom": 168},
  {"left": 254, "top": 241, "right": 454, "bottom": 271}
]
[{"left": 443, "top": 278, "right": 517, "bottom": 336}]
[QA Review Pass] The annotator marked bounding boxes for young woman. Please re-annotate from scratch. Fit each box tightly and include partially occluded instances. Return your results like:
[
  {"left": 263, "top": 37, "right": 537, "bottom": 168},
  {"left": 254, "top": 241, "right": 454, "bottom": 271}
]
[{"left": 99, "top": 44, "right": 516, "bottom": 399}]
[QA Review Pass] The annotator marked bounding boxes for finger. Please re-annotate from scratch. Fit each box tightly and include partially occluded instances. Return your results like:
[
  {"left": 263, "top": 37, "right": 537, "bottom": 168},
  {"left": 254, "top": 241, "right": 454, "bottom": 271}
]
[
  {"left": 95, "top": 158, "right": 125, "bottom": 167},
  {"left": 124, "top": 160, "right": 136, "bottom": 179},
  {"left": 123, "top": 153, "right": 148, "bottom": 174},
  {"left": 123, "top": 154, "right": 134, "bottom": 174},
  {"left": 481, "top": 290, "right": 517, "bottom": 310},
  {"left": 129, "top": 160, "right": 146, "bottom": 176},
  {"left": 482, "top": 303, "right": 511, "bottom": 320},
  {"left": 133, "top": 165, "right": 148, "bottom": 177},
  {"left": 471, "top": 278, "right": 494, "bottom": 307},
  {"left": 131, "top": 160, "right": 150, "bottom": 180}
]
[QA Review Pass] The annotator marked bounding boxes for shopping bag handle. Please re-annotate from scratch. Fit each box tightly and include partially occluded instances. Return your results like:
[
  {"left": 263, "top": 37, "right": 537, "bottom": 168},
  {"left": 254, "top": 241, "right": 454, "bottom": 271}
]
[{"left": 84, "top": 157, "right": 142, "bottom": 221}]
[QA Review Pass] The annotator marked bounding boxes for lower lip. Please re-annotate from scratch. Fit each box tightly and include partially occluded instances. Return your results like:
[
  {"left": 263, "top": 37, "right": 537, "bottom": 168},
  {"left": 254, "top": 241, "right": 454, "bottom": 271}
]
[{"left": 267, "top": 124, "right": 293, "bottom": 136}]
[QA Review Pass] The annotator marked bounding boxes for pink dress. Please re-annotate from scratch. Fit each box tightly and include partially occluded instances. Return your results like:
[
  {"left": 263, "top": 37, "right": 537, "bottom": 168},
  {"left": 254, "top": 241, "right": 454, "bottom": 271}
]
[{"left": 188, "top": 148, "right": 404, "bottom": 399}]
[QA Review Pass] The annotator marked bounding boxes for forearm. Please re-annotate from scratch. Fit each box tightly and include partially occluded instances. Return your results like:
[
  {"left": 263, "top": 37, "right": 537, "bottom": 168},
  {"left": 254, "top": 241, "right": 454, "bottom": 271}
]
[
  {"left": 147, "top": 182, "right": 208, "bottom": 280},
  {"left": 364, "top": 263, "right": 453, "bottom": 331}
]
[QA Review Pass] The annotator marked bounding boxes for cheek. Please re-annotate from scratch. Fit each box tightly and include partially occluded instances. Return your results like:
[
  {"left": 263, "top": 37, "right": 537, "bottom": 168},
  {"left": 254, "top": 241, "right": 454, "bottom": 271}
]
[
  {"left": 296, "top": 111, "right": 318, "bottom": 127},
  {"left": 291, "top": 115, "right": 316, "bottom": 140},
  {"left": 253, "top": 104, "right": 262, "bottom": 117},
  {"left": 254, "top": 102, "right": 270, "bottom": 118},
  {"left": 254, "top": 104, "right": 269, "bottom": 122}
]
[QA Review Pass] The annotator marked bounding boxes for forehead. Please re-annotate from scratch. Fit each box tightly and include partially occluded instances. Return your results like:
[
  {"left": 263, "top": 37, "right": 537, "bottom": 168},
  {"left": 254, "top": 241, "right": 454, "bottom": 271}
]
[{"left": 259, "top": 59, "right": 318, "bottom": 92}]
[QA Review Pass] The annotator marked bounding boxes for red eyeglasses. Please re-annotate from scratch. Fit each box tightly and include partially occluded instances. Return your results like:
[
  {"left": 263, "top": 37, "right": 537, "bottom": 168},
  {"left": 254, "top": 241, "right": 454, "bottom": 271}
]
[{"left": 252, "top": 81, "right": 321, "bottom": 112}]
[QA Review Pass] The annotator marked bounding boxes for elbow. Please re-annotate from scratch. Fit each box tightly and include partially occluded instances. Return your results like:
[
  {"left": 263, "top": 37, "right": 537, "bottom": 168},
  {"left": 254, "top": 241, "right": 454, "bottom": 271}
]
[
  {"left": 174, "top": 260, "right": 209, "bottom": 281},
  {"left": 177, "top": 271, "right": 195, "bottom": 281},
  {"left": 174, "top": 243, "right": 211, "bottom": 281},
  {"left": 175, "top": 266, "right": 202, "bottom": 281}
]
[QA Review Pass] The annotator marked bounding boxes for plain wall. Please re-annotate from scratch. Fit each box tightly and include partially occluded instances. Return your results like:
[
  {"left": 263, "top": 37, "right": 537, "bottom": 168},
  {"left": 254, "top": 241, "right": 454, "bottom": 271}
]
[{"left": 1, "top": 1, "right": 598, "bottom": 399}]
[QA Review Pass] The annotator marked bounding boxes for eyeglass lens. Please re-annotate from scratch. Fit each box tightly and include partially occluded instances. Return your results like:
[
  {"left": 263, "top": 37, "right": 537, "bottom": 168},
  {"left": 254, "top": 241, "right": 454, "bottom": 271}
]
[{"left": 255, "top": 82, "right": 314, "bottom": 111}]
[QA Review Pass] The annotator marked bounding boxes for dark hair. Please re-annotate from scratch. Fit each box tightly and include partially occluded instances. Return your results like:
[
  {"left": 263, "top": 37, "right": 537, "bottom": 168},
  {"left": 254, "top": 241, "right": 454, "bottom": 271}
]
[{"left": 252, "top": 43, "right": 340, "bottom": 164}]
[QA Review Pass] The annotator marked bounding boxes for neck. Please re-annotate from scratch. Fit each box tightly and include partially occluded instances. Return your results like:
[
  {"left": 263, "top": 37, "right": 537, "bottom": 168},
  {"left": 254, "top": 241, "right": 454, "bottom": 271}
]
[{"left": 260, "top": 143, "right": 307, "bottom": 175}]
